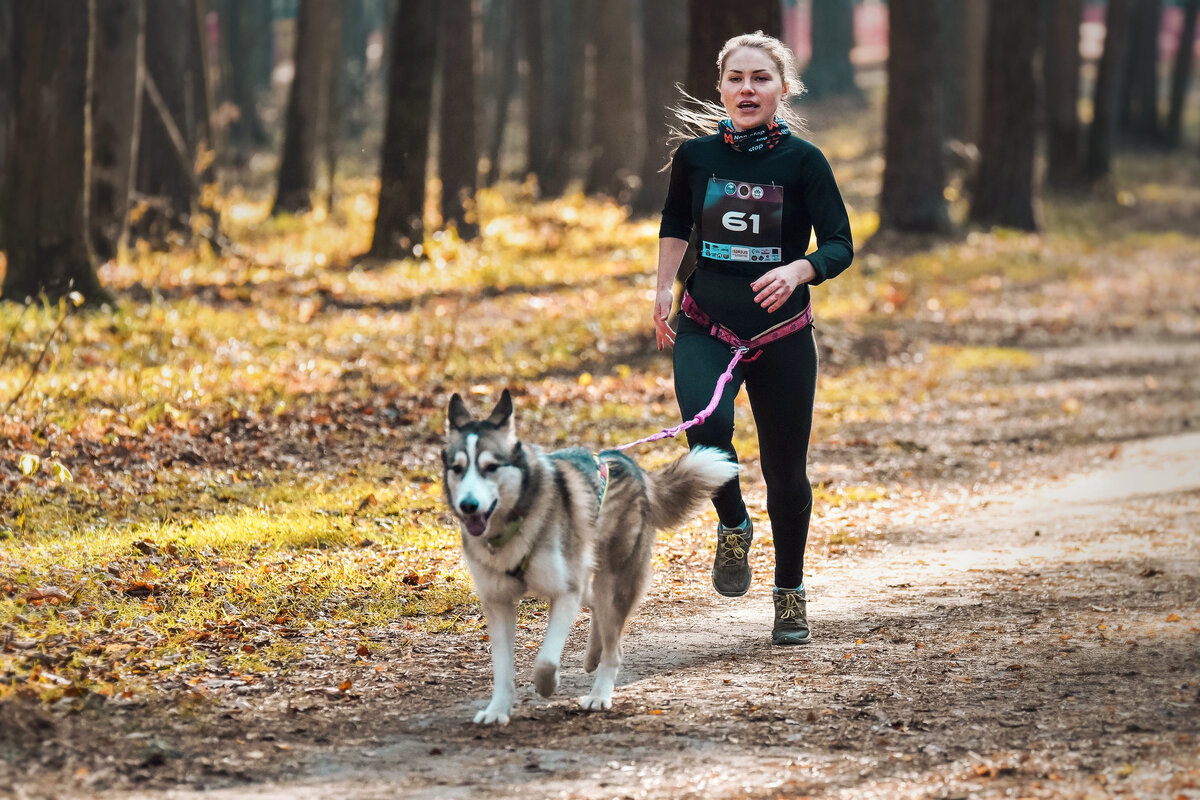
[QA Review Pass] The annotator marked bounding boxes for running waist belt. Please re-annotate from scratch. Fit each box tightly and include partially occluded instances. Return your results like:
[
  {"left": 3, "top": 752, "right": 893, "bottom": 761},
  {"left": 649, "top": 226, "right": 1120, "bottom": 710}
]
[{"left": 681, "top": 291, "right": 813, "bottom": 350}]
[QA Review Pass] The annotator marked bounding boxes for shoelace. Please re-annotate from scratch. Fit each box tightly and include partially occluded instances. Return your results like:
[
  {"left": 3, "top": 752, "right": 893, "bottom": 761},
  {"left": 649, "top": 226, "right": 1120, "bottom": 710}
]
[
  {"left": 717, "top": 531, "right": 749, "bottom": 566},
  {"left": 776, "top": 592, "right": 804, "bottom": 621}
]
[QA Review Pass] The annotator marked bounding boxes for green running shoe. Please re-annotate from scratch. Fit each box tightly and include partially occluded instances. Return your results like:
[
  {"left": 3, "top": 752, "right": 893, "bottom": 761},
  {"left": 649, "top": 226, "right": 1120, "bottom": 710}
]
[
  {"left": 712, "top": 517, "right": 753, "bottom": 597},
  {"left": 772, "top": 586, "right": 811, "bottom": 645}
]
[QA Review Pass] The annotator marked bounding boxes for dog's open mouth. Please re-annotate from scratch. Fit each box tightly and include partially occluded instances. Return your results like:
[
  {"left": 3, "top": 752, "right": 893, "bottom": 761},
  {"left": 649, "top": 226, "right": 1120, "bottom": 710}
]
[{"left": 460, "top": 501, "right": 496, "bottom": 537}]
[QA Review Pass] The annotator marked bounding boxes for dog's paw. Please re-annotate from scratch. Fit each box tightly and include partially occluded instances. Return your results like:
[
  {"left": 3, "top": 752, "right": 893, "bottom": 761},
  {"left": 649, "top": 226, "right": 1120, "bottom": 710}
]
[
  {"left": 473, "top": 702, "right": 512, "bottom": 725},
  {"left": 533, "top": 659, "right": 559, "bottom": 698},
  {"left": 579, "top": 693, "right": 613, "bottom": 712},
  {"left": 583, "top": 642, "right": 601, "bottom": 674}
]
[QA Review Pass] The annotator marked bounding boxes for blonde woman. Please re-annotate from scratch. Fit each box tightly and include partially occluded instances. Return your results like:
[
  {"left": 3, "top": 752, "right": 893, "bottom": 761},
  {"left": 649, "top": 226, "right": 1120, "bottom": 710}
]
[{"left": 654, "top": 32, "right": 853, "bottom": 645}]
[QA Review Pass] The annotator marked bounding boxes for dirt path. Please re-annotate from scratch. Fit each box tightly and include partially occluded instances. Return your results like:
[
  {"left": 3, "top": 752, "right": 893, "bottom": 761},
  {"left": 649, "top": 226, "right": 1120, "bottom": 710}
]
[{"left": 68, "top": 432, "right": 1197, "bottom": 800}]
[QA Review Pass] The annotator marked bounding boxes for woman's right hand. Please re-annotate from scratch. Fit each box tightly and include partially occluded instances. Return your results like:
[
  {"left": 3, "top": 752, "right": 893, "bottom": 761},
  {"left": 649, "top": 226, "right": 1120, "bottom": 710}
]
[{"left": 654, "top": 289, "right": 676, "bottom": 350}]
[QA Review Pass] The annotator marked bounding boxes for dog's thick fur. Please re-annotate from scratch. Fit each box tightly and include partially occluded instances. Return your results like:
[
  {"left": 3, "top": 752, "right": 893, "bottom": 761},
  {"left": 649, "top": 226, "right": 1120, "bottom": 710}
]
[{"left": 443, "top": 389, "right": 737, "bottom": 724}]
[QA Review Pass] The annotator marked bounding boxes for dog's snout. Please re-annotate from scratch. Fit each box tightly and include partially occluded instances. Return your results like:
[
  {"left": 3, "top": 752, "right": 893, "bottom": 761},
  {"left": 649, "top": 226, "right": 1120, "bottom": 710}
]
[{"left": 458, "top": 496, "right": 479, "bottom": 514}]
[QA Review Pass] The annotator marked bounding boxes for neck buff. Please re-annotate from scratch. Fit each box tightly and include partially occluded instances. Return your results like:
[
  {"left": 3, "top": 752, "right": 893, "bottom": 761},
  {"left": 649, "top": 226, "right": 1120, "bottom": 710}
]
[{"left": 718, "top": 117, "right": 790, "bottom": 154}]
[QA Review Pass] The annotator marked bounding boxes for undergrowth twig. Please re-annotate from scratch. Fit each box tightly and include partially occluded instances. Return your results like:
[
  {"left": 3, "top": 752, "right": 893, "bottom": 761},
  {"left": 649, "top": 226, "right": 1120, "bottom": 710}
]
[{"left": 2, "top": 293, "right": 83, "bottom": 416}]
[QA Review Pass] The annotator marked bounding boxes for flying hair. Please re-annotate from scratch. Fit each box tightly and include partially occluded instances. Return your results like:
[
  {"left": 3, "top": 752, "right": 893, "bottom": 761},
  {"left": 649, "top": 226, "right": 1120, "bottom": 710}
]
[{"left": 662, "top": 31, "right": 807, "bottom": 163}]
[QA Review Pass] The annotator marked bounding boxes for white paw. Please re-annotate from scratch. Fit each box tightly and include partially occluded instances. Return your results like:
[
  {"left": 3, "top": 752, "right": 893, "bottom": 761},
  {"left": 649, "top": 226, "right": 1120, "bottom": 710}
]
[
  {"left": 473, "top": 701, "right": 512, "bottom": 725},
  {"left": 579, "top": 693, "right": 613, "bottom": 712},
  {"left": 533, "top": 660, "right": 559, "bottom": 698}
]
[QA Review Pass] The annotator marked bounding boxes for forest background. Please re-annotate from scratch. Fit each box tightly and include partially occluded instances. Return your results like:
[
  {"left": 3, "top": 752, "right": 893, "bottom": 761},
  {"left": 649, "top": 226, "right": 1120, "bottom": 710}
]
[{"left": 1, "top": 1, "right": 1198, "bottom": 798}]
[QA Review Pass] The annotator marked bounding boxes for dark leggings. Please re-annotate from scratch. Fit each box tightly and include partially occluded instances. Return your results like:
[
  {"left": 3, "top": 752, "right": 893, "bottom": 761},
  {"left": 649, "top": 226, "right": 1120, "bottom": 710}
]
[{"left": 673, "top": 314, "right": 817, "bottom": 589}]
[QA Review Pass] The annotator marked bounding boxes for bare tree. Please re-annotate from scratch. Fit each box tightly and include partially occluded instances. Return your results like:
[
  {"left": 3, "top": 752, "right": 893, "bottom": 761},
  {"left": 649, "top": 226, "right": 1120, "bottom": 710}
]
[
  {"left": 273, "top": 0, "right": 340, "bottom": 215},
  {"left": 1085, "top": 0, "right": 1134, "bottom": 183},
  {"left": 0, "top": 2, "right": 13, "bottom": 252},
  {"left": 804, "top": 0, "right": 862, "bottom": 102},
  {"left": 438, "top": 0, "right": 479, "bottom": 239},
  {"left": 2, "top": 2, "right": 107, "bottom": 302},
  {"left": 539, "top": 0, "right": 590, "bottom": 197},
  {"left": 216, "top": 0, "right": 272, "bottom": 160},
  {"left": 1118, "top": 0, "right": 1164, "bottom": 144},
  {"left": 969, "top": 0, "right": 1040, "bottom": 231},
  {"left": 91, "top": 0, "right": 146, "bottom": 260},
  {"left": 585, "top": 0, "right": 643, "bottom": 200},
  {"left": 685, "top": 0, "right": 782, "bottom": 103},
  {"left": 1044, "top": 0, "right": 1085, "bottom": 190},
  {"left": 879, "top": 0, "right": 949, "bottom": 233},
  {"left": 521, "top": 0, "right": 548, "bottom": 186},
  {"left": 368, "top": 0, "right": 437, "bottom": 260},
  {"left": 481, "top": 1, "right": 517, "bottom": 185},
  {"left": 1166, "top": 0, "right": 1199, "bottom": 147},
  {"left": 134, "top": 0, "right": 216, "bottom": 245},
  {"left": 634, "top": 0, "right": 688, "bottom": 214}
]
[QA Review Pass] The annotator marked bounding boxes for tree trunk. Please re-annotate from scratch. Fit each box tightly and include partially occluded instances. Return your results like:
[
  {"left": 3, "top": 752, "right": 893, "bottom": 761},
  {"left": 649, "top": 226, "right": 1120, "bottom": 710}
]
[
  {"left": 938, "top": 0, "right": 966, "bottom": 141},
  {"left": 633, "top": 0, "right": 688, "bottom": 215},
  {"left": 1085, "top": 0, "right": 1134, "bottom": 183},
  {"left": 91, "top": 0, "right": 145, "bottom": 260},
  {"left": 219, "top": 0, "right": 271, "bottom": 159},
  {"left": 322, "top": 8, "right": 343, "bottom": 212},
  {"left": 0, "top": 3, "right": 14, "bottom": 251},
  {"left": 584, "top": 0, "right": 643, "bottom": 200},
  {"left": 341, "top": 0, "right": 370, "bottom": 140},
  {"left": 962, "top": 0, "right": 989, "bottom": 146},
  {"left": 368, "top": 0, "right": 436, "bottom": 260},
  {"left": 272, "top": 0, "right": 339, "bottom": 215},
  {"left": 1043, "top": 0, "right": 1084, "bottom": 191},
  {"left": 539, "top": 0, "right": 590, "bottom": 197},
  {"left": 136, "top": 0, "right": 201, "bottom": 241},
  {"left": 482, "top": 0, "right": 517, "bottom": 185},
  {"left": 438, "top": 0, "right": 479, "bottom": 239},
  {"left": 969, "top": 0, "right": 1040, "bottom": 231},
  {"left": 1118, "top": 0, "right": 1164, "bottom": 143},
  {"left": 685, "top": 0, "right": 782, "bottom": 104},
  {"left": 804, "top": 0, "right": 861, "bottom": 102},
  {"left": 2, "top": 2, "right": 107, "bottom": 303},
  {"left": 1166, "top": 0, "right": 1199, "bottom": 147},
  {"left": 878, "top": 0, "right": 949, "bottom": 234},
  {"left": 522, "top": 0, "right": 547, "bottom": 186}
]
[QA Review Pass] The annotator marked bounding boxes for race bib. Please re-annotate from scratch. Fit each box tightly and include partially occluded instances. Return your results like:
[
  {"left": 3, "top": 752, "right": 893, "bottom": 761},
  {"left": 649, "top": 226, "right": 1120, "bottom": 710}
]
[{"left": 700, "top": 177, "right": 783, "bottom": 263}]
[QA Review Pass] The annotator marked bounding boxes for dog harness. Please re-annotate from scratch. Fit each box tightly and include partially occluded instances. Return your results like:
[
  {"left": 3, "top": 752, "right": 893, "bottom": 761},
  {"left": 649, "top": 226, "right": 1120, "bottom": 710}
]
[{"left": 494, "top": 454, "right": 610, "bottom": 583}]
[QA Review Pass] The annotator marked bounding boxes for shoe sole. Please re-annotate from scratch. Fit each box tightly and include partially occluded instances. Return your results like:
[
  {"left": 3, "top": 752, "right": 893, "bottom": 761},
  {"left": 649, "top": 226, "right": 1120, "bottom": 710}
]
[
  {"left": 772, "top": 632, "right": 812, "bottom": 645},
  {"left": 714, "top": 583, "right": 750, "bottom": 598}
]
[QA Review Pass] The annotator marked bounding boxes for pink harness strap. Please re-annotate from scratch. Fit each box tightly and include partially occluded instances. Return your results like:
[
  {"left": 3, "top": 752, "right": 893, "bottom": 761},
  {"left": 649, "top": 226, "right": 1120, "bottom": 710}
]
[
  {"left": 612, "top": 293, "right": 813, "bottom": 451},
  {"left": 681, "top": 291, "right": 813, "bottom": 351}
]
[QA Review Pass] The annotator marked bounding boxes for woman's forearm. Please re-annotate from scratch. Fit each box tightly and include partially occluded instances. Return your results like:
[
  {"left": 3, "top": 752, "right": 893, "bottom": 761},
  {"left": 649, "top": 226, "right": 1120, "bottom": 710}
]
[{"left": 656, "top": 237, "right": 689, "bottom": 294}]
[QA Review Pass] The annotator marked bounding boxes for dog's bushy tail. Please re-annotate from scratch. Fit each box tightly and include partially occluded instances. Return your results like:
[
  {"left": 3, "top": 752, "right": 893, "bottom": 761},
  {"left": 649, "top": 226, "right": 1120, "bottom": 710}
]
[{"left": 645, "top": 446, "right": 739, "bottom": 531}]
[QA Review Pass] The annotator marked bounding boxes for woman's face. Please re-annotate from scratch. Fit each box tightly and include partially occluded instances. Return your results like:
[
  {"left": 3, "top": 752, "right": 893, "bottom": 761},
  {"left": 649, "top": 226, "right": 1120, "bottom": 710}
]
[{"left": 719, "top": 47, "right": 787, "bottom": 131}]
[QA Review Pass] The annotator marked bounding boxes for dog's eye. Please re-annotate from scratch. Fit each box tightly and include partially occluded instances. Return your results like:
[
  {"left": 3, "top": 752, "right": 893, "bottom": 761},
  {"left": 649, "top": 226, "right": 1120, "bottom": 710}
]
[
  {"left": 450, "top": 464, "right": 465, "bottom": 475},
  {"left": 482, "top": 462, "right": 501, "bottom": 474}
]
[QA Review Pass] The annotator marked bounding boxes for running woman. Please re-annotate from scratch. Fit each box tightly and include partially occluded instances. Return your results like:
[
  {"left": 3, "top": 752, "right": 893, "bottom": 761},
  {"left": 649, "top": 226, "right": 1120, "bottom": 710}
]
[{"left": 654, "top": 31, "right": 853, "bottom": 645}]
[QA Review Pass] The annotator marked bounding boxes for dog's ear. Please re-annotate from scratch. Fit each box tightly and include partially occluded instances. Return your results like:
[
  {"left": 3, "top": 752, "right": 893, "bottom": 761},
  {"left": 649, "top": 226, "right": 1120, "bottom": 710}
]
[
  {"left": 447, "top": 393, "right": 472, "bottom": 431},
  {"left": 486, "top": 388, "right": 514, "bottom": 431}
]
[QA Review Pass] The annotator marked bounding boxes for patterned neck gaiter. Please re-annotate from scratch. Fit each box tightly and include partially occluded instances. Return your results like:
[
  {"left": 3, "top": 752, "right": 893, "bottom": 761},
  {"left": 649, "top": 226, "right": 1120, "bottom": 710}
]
[{"left": 718, "top": 117, "right": 791, "bottom": 154}]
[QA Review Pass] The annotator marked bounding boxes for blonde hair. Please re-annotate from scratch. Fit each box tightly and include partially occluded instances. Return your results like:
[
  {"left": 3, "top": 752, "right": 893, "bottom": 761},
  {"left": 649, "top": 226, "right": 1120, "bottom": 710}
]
[{"left": 666, "top": 31, "right": 807, "bottom": 151}]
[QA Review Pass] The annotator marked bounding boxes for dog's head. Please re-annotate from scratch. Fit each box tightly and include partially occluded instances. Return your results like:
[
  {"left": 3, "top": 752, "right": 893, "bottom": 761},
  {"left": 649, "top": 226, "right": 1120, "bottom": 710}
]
[{"left": 442, "top": 389, "right": 525, "bottom": 538}]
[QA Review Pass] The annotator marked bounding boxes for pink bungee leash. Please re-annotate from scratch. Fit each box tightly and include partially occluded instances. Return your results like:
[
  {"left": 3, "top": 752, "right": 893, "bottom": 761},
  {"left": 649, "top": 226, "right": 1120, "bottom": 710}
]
[{"left": 611, "top": 346, "right": 757, "bottom": 451}]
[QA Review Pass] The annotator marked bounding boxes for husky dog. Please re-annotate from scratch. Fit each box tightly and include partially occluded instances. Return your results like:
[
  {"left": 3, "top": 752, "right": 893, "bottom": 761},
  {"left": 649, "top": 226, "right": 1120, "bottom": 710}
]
[{"left": 443, "top": 389, "right": 737, "bottom": 725}]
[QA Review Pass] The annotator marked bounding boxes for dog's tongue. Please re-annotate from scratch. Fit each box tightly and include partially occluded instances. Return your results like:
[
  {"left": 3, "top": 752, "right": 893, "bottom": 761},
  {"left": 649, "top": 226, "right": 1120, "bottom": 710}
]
[{"left": 464, "top": 514, "right": 489, "bottom": 537}]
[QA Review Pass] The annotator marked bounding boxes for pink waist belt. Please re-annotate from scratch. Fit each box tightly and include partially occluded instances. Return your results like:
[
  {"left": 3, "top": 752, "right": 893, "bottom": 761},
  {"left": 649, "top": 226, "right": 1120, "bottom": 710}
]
[{"left": 681, "top": 291, "right": 813, "bottom": 351}]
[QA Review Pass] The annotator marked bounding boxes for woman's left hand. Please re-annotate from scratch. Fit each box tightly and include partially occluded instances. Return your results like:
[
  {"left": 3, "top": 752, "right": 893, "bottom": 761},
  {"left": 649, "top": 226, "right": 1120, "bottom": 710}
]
[{"left": 751, "top": 260, "right": 817, "bottom": 313}]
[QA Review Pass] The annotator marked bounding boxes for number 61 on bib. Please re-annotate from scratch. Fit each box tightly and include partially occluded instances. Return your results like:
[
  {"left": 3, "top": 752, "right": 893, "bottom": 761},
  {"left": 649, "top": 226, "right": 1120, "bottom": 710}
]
[{"left": 701, "top": 178, "right": 783, "bottom": 264}]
